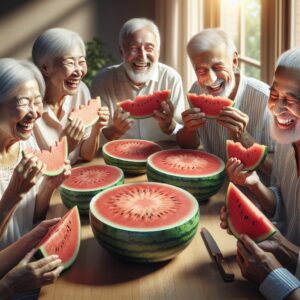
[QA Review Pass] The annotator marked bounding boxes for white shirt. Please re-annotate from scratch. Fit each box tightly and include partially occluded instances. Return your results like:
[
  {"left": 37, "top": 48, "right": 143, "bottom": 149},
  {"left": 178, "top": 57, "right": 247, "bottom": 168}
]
[
  {"left": 190, "top": 75, "right": 275, "bottom": 185},
  {"left": 0, "top": 137, "right": 40, "bottom": 249},
  {"left": 91, "top": 63, "right": 186, "bottom": 143},
  {"left": 34, "top": 81, "right": 92, "bottom": 164}
]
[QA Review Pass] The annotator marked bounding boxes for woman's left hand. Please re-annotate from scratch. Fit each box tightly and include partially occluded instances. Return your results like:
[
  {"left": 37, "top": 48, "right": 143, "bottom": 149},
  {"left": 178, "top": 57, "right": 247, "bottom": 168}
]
[{"left": 94, "top": 106, "right": 110, "bottom": 130}]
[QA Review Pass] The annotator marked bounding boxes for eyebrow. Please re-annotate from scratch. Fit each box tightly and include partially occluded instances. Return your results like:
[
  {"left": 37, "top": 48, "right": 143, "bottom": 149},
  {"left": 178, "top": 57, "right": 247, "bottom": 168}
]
[{"left": 62, "top": 56, "right": 85, "bottom": 60}]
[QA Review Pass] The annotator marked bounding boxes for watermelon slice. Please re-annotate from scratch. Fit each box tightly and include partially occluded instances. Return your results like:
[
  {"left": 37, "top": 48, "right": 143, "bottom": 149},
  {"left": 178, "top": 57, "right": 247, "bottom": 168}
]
[
  {"left": 226, "top": 183, "right": 276, "bottom": 243},
  {"left": 60, "top": 165, "right": 124, "bottom": 215},
  {"left": 118, "top": 90, "right": 171, "bottom": 119},
  {"left": 187, "top": 93, "right": 234, "bottom": 118},
  {"left": 90, "top": 182, "right": 199, "bottom": 263},
  {"left": 22, "top": 137, "right": 68, "bottom": 176},
  {"left": 35, "top": 206, "right": 81, "bottom": 270},
  {"left": 226, "top": 140, "right": 267, "bottom": 171},
  {"left": 147, "top": 149, "right": 225, "bottom": 202},
  {"left": 103, "top": 139, "right": 161, "bottom": 174},
  {"left": 68, "top": 97, "right": 101, "bottom": 128}
]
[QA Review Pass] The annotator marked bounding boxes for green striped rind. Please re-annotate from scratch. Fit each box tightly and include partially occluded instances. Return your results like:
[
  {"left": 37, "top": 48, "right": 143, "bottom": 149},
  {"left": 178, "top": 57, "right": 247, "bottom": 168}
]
[{"left": 244, "top": 145, "right": 268, "bottom": 171}]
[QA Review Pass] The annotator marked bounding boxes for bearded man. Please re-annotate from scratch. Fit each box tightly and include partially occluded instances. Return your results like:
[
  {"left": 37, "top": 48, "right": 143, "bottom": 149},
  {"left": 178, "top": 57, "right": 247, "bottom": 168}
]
[{"left": 91, "top": 18, "right": 185, "bottom": 142}]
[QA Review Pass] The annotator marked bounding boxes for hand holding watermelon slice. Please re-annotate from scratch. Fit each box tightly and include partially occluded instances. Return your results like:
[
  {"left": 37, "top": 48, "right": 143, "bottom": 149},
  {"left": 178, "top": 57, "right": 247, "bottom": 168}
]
[
  {"left": 153, "top": 99, "right": 176, "bottom": 134},
  {"left": 181, "top": 107, "right": 206, "bottom": 133}
]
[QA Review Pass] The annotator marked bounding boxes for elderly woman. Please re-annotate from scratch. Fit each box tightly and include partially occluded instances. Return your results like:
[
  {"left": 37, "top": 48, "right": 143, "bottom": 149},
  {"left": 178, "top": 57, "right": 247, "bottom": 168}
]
[
  {"left": 0, "top": 58, "right": 70, "bottom": 249},
  {"left": 32, "top": 28, "right": 109, "bottom": 164}
]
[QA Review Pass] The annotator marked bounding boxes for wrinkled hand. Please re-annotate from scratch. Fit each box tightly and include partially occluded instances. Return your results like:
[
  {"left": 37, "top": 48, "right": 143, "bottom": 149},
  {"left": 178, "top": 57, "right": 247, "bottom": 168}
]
[
  {"left": 94, "top": 106, "right": 110, "bottom": 130},
  {"left": 153, "top": 100, "right": 175, "bottom": 132},
  {"left": 217, "top": 107, "right": 249, "bottom": 139},
  {"left": 237, "top": 234, "right": 282, "bottom": 284},
  {"left": 219, "top": 205, "right": 231, "bottom": 234},
  {"left": 112, "top": 108, "right": 133, "bottom": 137},
  {"left": 181, "top": 108, "right": 206, "bottom": 133},
  {"left": 5, "top": 154, "right": 45, "bottom": 199},
  {"left": 3, "top": 248, "right": 63, "bottom": 296},
  {"left": 62, "top": 117, "right": 85, "bottom": 153},
  {"left": 226, "top": 158, "right": 260, "bottom": 187}
]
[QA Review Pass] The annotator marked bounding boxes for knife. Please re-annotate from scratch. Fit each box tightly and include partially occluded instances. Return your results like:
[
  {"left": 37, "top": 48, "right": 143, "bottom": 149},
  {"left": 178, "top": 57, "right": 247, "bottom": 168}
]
[{"left": 200, "top": 227, "right": 235, "bottom": 282}]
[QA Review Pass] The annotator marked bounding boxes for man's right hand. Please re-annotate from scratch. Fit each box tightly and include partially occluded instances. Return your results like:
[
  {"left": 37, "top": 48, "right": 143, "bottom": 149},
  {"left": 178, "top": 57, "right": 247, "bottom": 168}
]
[
  {"left": 181, "top": 108, "right": 206, "bottom": 133},
  {"left": 111, "top": 108, "right": 133, "bottom": 138}
]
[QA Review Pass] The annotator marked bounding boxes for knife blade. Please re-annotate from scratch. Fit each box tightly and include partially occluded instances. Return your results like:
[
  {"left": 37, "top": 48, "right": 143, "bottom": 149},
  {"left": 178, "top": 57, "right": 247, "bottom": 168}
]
[{"left": 200, "top": 227, "right": 235, "bottom": 282}]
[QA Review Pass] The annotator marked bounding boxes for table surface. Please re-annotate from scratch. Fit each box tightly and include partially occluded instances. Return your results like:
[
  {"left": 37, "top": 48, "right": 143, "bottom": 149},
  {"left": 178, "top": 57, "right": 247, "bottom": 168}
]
[{"left": 39, "top": 146, "right": 262, "bottom": 300}]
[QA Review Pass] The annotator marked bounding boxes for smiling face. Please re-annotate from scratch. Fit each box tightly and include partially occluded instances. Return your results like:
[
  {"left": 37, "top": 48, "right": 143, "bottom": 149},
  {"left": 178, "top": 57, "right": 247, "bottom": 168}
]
[
  {"left": 42, "top": 44, "right": 87, "bottom": 99},
  {"left": 0, "top": 79, "right": 43, "bottom": 141},
  {"left": 191, "top": 43, "right": 238, "bottom": 98},
  {"left": 268, "top": 66, "right": 300, "bottom": 144},
  {"left": 121, "top": 28, "right": 160, "bottom": 85}
]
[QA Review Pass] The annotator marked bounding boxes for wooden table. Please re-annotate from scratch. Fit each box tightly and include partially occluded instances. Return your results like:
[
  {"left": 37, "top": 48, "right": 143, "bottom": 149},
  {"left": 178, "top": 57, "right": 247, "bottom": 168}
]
[{"left": 40, "top": 152, "right": 262, "bottom": 300}]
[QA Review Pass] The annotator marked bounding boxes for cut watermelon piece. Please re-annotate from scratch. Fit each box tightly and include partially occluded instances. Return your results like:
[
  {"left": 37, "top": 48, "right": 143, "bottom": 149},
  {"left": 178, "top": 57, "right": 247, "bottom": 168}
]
[
  {"left": 22, "top": 137, "right": 68, "bottom": 176},
  {"left": 226, "top": 140, "right": 267, "bottom": 171},
  {"left": 118, "top": 90, "right": 171, "bottom": 119},
  {"left": 90, "top": 182, "right": 199, "bottom": 263},
  {"left": 226, "top": 183, "right": 276, "bottom": 243},
  {"left": 187, "top": 93, "right": 234, "bottom": 118},
  {"left": 147, "top": 149, "right": 225, "bottom": 202},
  {"left": 68, "top": 97, "right": 101, "bottom": 128},
  {"left": 102, "top": 139, "right": 161, "bottom": 175},
  {"left": 60, "top": 165, "right": 124, "bottom": 215},
  {"left": 35, "top": 206, "right": 81, "bottom": 270}
]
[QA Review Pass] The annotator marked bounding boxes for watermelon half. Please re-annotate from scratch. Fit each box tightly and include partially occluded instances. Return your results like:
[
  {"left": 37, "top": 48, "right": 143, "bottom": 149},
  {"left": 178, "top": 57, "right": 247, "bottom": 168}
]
[
  {"left": 22, "top": 136, "right": 68, "bottom": 176},
  {"left": 226, "top": 140, "right": 267, "bottom": 171},
  {"left": 118, "top": 90, "right": 171, "bottom": 119},
  {"left": 35, "top": 206, "right": 81, "bottom": 270},
  {"left": 187, "top": 93, "right": 234, "bottom": 118},
  {"left": 226, "top": 183, "right": 276, "bottom": 243},
  {"left": 68, "top": 97, "right": 101, "bottom": 128},
  {"left": 60, "top": 165, "right": 124, "bottom": 215},
  {"left": 147, "top": 149, "right": 225, "bottom": 202},
  {"left": 102, "top": 139, "right": 161, "bottom": 175},
  {"left": 90, "top": 182, "right": 199, "bottom": 263}
]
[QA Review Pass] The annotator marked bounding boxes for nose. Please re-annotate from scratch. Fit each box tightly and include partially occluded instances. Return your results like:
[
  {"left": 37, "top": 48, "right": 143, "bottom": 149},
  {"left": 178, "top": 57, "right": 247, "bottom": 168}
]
[
  {"left": 205, "top": 69, "right": 217, "bottom": 85},
  {"left": 137, "top": 47, "right": 147, "bottom": 60},
  {"left": 273, "top": 98, "right": 287, "bottom": 115}
]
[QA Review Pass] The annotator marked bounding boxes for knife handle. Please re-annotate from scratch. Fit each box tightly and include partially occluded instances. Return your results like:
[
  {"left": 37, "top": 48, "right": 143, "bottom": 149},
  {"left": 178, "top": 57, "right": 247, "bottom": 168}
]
[{"left": 215, "top": 254, "right": 235, "bottom": 282}]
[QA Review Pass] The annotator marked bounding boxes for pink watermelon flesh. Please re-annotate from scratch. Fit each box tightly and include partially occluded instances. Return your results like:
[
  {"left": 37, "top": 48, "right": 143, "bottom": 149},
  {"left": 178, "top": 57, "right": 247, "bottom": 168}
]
[
  {"left": 118, "top": 90, "right": 171, "bottom": 118},
  {"left": 226, "top": 140, "right": 267, "bottom": 171},
  {"left": 22, "top": 136, "right": 68, "bottom": 176},
  {"left": 187, "top": 93, "right": 234, "bottom": 118},
  {"left": 103, "top": 139, "right": 161, "bottom": 161},
  {"left": 35, "top": 206, "right": 81, "bottom": 270},
  {"left": 226, "top": 183, "right": 276, "bottom": 243},
  {"left": 68, "top": 98, "right": 101, "bottom": 128}
]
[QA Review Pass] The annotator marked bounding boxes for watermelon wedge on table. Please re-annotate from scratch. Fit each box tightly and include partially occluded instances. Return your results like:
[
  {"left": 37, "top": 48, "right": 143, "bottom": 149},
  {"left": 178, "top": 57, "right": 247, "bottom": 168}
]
[
  {"left": 90, "top": 182, "right": 199, "bottom": 263},
  {"left": 118, "top": 90, "right": 171, "bottom": 119},
  {"left": 226, "top": 140, "right": 267, "bottom": 171},
  {"left": 187, "top": 93, "right": 234, "bottom": 118},
  {"left": 22, "top": 136, "right": 68, "bottom": 176},
  {"left": 226, "top": 183, "right": 276, "bottom": 243},
  {"left": 35, "top": 206, "right": 81, "bottom": 270}
]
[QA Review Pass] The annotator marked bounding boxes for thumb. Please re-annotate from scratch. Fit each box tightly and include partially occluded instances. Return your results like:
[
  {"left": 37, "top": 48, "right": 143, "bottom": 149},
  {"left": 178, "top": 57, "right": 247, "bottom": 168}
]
[
  {"left": 240, "top": 234, "right": 264, "bottom": 259},
  {"left": 21, "top": 248, "right": 37, "bottom": 264}
]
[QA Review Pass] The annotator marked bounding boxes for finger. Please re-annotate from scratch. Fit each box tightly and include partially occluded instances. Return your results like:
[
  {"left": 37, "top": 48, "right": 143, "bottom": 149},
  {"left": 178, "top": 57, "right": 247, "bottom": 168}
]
[
  {"left": 240, "top": 234, "right": 265, "bottom": 258},
  {"left": 22, "top": 157, "right": 40, "bottom": 178},
  {"left": 236, "top": 251, "right": 246, "bottom": 270},
  {"left": 38, "top": 258, "right": 62, "bottom": 274},
  {"left": 20, "top": 248, "right": 37, "bottom": 264},
  {"left": 232, "top": 161, "right": 245, "bottom": 178},
  {"left": 31, "top": 254, "right": 60, "bottom": 269},
  {"left": 217, "top": 119, "right": 244, "bottom": 134},
  {"left": 182, "top": 108, "right": 201, "bottom": 117},
  {"left": 39, "top": 218, "right": 61, "bottom": 228},
  {"left": 161, "top": 101, "right": 172, "bottom": 115},
  {"left": 183, "top": 112, "right": 206, "bottom": 123},
  {"left": 221, "top": 107, "right": 248, "bottom": 124},
  {"left": 42, "top": 266, "right": 64, "bottom": 284}
]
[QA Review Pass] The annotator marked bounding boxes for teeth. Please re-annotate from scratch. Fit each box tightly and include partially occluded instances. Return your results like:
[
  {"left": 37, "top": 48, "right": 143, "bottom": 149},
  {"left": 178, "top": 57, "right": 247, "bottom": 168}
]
[
  {"left": 276, "top": 117, "right": 294, "bottom": 126},
  {"left": 134, "top": 62, "right": 148, "bottom": 67},
  {"left": 19, "top": 122, "right": 34, "bottom": 130}
]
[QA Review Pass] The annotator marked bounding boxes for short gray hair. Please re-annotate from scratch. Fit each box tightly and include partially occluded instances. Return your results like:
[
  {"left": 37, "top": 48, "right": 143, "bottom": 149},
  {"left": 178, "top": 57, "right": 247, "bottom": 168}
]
[
  {"left": 276, "top": 48, "right": 300, "bottom": 70},
  {"left": 32, "top": 28, "right": 86, "bottom": 69},
  {"left": 0, "top": 58, "right": 45, "bottom": 105},
  {"left": 119, "top": 18, "right": 160, "bottom": 49},
  {"left": 187, "top": 28, "right": 236, "bottom": 60}
]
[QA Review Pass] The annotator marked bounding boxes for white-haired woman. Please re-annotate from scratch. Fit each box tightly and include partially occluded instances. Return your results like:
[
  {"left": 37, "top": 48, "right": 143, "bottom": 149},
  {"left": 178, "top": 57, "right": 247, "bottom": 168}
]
[
  {"left": 0, "top": 58, "right": 70, "bottom": 249},
  {"left": 32, "top": 28, "right": 109, "bottom": 164}
]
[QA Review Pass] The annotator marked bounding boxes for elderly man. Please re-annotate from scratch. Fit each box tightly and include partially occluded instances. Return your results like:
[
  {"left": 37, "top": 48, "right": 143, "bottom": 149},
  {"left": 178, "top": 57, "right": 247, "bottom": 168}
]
[
  {"left": 91, "top": 18, "right": 185, "bottom": 142},
  {"left": 176, "top": 28, "right": 274, "bottom": 183}
]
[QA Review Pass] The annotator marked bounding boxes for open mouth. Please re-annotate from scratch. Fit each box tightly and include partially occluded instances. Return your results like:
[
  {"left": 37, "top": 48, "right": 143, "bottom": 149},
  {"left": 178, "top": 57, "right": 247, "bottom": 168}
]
[
  {"left": 132, "top": 62, "right": 151, "bottom": 72},
  {"left": 65, "top": 78, "right": 80, "bottom": 89},
  {"left": 17, "top": 120, "right": 35, "bottom": 134},
  {"left": 206, "top": 81, "right": 224, "bottom": 96},
  {"left": 275, "top": 116, "right": 296, "bottom": 130}
]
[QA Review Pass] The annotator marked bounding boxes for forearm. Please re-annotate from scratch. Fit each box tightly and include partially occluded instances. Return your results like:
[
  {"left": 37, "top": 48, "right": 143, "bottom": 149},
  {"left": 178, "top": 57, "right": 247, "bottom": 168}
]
[
  {"left": 287, "top": 288, "right": 300, "bottom": 300},
  {"left": 159, "top": 119, "right": 176, "bottom": 135},
  {"left": 176, "top": 127, "right": 200, "bottom": 149},
  {"left": 102, "top": 125, "right": 123, "bottom": 141},
  {"left": 80, "top": 126, "right": 101, "bottom": 162},
  {"left": 0, "top": 280, "right": 12, "bottom": 299}
]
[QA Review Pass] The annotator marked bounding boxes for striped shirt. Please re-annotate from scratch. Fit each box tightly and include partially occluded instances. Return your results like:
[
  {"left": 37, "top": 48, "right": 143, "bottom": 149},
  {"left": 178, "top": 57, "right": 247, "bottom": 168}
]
[
  {"left": 190, "top": 75, "right": 275, "bottom": 184},
  {"left": 91, "top": 63, "right": 186, "bottom": 144}
]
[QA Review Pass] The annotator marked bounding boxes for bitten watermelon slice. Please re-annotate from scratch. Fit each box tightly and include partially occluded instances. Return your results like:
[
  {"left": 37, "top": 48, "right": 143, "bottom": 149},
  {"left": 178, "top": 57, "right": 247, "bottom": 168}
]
[
  {"left": 90, "top": 182, "right": 199, "bottom": 263},
  {"left": 23, "top": 137, "right": 68, "bottom": 176},
  {"left": 226, "top": 140, "right": 267, "bottom": 171},
  {"left": 103, "top": 139, "right": 161, "bottom": 174},
  {"left": 35, "top": 206, "right": 81, "bottom": 270},
  {"left": 226, "top": 183, "right": 276, "bottom": 243},
  {"left": 68, "top": 97, "right": 101, "bottom": 128},
  {"left": 187, "top": 93, "right": 234, "bottom": 118},
  {"left": 118, "top": 90, "right": 171, "bottom": 119}
]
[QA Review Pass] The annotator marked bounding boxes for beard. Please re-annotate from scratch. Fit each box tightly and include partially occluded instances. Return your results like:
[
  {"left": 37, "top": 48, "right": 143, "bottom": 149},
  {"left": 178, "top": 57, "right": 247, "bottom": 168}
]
[
  {"left": 203, "top": 75, "right": 236, "bottom": 98},
  {"left": 271, "top": 116, "right": 300, "bottom": 144},
  {"left": 123, "top": 60, "right": 158, "bottom": 85}
]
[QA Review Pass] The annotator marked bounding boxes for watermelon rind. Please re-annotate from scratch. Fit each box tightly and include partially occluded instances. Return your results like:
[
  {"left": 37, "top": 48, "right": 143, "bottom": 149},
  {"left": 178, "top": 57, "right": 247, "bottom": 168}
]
[
  {"left": 90, "top": 182, "right": 200, "bottom": 263},
  {"left": 226, "top": 183, "right": 276, "bottom": 243},
  {"left": 35, "top": 206, "right": 81, "bottom": 270}
]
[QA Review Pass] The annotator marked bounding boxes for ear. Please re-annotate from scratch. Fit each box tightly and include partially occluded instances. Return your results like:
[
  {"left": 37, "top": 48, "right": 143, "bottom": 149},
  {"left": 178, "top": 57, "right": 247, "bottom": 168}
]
[
  {"left": 119, "top": 46, "right": 124, "bottom": 59},
  {"left": 41, "top": 63, "right": 49, "bottom": 77},
  {"left": 232, "top": 51, "right": 239, "bottom": 71}
]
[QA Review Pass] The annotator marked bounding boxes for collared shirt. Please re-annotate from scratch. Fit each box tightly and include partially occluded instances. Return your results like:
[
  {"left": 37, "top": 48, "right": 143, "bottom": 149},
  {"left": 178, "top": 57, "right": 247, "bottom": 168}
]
[
  {"left": 0, "top": 136, "right": 40, "bottom": 249},
  {"left": 190, "top": 75, "right": 275, "bottom": 185},
  {"left": 34, "top": 81, "right": 91, "bottom": 164},
  {"left": 91, "top": 63, "right": 186, "bottom": 143}
]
